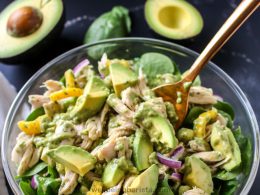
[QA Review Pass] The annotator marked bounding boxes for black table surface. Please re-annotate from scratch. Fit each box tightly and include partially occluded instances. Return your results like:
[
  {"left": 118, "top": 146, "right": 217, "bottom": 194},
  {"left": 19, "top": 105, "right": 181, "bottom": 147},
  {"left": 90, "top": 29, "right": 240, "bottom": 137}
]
[{"left": 0, "top": 0, "right": 259, "bottom": 194}]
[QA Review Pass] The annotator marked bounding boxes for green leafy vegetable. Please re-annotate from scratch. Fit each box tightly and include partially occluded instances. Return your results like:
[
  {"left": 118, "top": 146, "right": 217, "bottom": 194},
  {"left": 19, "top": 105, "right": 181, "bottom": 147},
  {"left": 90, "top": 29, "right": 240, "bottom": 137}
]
[
  {"left": 184, "top": 106, "right": 205, "bottom": 126},
  {"left": 214, "top": 169, "right": 238, "bottom": 181},
  {"left": 214, "top": 101, "right": 235, "bottom": 120},
  {"left": 136, "top": 52, "right": 174, "bottom": 79},
  {"left": 35, "top": 175, "right": 61, "bottom": 195},
  {"left": 233, "top": 126, "right": 252, "bottom": 175},
  {"left": 19, "top": 180, "right": 36, "bottom": 195},
  {"left": 84, "top": 6, "right": 131, "bottom": 59},
  {"left": 16, "top": 162, "right": 48, "bottom": 179},
  {"left": 156, "top": 175, "right": 174, "bottom": 195},
  {"left": 47, "top": 166, "right": 59, "bottom": 178},
  {"left": 60, "top": 76, "right": 66, "bottom": 86},
  {"left": 26, "top": 107, "right": 45, "bottom": 121}
]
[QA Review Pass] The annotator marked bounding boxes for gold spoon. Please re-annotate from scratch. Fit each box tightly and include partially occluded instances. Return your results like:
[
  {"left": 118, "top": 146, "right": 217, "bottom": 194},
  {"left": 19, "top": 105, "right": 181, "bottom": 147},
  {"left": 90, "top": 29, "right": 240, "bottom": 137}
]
[{"left": 153, "top": 0, "right": 259, "bottom": 129}]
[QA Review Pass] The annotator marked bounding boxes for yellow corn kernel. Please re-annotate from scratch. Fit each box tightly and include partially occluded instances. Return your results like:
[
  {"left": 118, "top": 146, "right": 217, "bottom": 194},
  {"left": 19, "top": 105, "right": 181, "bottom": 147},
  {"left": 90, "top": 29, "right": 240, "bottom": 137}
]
[
  {"left": 17, "top": 115, "right": 46, "bottom": 135},
  {"left": 194, "top": 109, "right": 218, "bottom": 138},
  {"left": 87, "top": 181, "right": 102, "bottom": 195},
  {"left": 65, "top": 69, "right": 75, "bottom": 88},
  {"left": 49, "top": 88, "right": 83, "bottom": 101}
]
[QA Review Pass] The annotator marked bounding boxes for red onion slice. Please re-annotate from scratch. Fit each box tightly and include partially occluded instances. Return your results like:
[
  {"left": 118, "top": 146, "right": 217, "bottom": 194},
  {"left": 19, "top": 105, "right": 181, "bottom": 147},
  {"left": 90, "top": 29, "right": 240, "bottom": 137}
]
[
  {"left": 170, "top": 172, "right": 182, "bottom": 181},
  {"left": 73, "top": 59, "right": 90, "bottom": 75},
  {"left": 31, "top": 175, "right": 38, "bottom": 190},
  {"left": 157, "top": 153, "right": 182, "bottom": 169},
  {"left": 170, "top": 145, "right": 185, "bottom": 160}
]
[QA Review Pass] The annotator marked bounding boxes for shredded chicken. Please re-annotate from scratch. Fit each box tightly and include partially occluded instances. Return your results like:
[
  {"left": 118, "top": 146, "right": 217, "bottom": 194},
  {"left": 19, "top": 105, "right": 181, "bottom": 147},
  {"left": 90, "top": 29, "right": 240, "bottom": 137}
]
[
  {"left": 59, "top": 170, "right": 78, "bottom": 195},
  {"left": 102, "top": 179, "right": 124, "bottom": 195},
  {"left": 189, "top": 86, "right": 218, "bottom": 105},
  {"left": 121, "top": 87, "right": 141, "bottom": 111},
  {"left": 91, "top": 138, "right": 116, "bottom": 162},
  {"left": 43, "top": 80, "right": 63, "bottom": 95},
  {"left": 107, "top": 94, "right": 134, "bottom": 118},
  {"left": 85, "top": 171, "right": 101, "bottom": 181},
  {"left": 12, "top": 133, "right": 41, "bottom": 175},
  {"left": 143, "top": 97, "right": 167, "bottom": 117},
  {"left": 183, "top": 187, "right": 208, "bottom": 195},
  {"left": 133, "top": 73, "right": 154, "bottom": 101},
  {"left": 28, "top": 95, "right": 49, "bottom": 110},
  {"left": 116, "top": 136, "right": 132, "bottom": 159}
]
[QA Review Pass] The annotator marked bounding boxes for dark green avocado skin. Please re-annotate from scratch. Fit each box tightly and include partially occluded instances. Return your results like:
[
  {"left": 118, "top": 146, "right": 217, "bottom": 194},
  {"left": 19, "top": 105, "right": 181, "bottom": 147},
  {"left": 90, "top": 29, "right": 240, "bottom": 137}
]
[{"left": 1, "top": 9, "right": 65, "bottom": 65}]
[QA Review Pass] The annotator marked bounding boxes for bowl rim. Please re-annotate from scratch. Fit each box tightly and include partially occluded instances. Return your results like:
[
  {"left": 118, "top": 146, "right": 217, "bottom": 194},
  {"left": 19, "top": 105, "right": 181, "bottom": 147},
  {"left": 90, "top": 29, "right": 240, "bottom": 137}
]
[{"left": 2, "top": 37, "right": 259, "bottom": 195}]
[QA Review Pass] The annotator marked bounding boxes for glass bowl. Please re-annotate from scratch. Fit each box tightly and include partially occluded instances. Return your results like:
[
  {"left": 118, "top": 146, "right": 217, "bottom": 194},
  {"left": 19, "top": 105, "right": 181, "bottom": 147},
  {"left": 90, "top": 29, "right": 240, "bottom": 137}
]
[{"left": 2, "top": 38, "right": 259, "bottom": 194}]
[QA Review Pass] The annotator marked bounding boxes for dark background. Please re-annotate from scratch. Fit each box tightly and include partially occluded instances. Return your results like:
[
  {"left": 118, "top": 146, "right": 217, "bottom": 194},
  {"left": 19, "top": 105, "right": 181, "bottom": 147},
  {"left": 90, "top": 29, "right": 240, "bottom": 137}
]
[{"left": 0, "top": 0, "right": 259, "bottom": 194}]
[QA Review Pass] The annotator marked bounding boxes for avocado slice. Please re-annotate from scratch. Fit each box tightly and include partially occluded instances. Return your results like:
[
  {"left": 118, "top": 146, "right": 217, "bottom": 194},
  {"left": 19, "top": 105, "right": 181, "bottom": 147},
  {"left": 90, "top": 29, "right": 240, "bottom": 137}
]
[
  {"left": 145, "top": 0, "right": 203, "bottom": 40},
  {"left": 0, "top": 0, "right": 64, "bottom": 63},
  {"left": 102, "top": 158, "right": 126, "bottom": 188},
  {"left": 210, "top": 122, "right": 241, "bottom": 171},
  {"left": 70, "top": 76, "right": 110, "bottom": 120},
  {"left": 109, "top": 63, "right": 138, "bottom": 97},
  {"left": 127, "top": 164, "right": 159, "bottom": 195},
  {"left": 47, "top": 145, "right": 96, "bottom": 176},
  {"left": 183, "top": 156, "right": 213, "bottom": 194},
  {"left": 133, "top": 130, "right": 154, "bottom": 171}
]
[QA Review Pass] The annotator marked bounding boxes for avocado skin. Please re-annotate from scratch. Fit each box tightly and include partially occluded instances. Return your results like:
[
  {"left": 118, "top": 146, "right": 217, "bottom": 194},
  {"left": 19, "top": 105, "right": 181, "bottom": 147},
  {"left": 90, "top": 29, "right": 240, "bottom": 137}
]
[{"left": 0, "top": 7, "right": 65, "bottom": 64}]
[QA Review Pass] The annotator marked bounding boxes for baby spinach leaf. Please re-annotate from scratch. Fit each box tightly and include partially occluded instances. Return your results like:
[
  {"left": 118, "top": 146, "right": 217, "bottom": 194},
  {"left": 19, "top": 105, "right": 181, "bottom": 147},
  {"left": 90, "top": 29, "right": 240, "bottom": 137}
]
[
  {"left": 26, "top": 107, "right": 45, "bottom": 121},
  {"left": 214, "top": 169, "right": 239, "bottom": 181},
  {"left": 214, "top": 101, "right": 235, "bottom": 120},
  {"left": 16, "top": 162, "right": 48, "bottom": 179},
  {"left": 35, "top": 175, "right": 61, "bottom": 195},
  {"left": 138, "top": 52, "right": 174, "bottom": 79},
  {"left": 19, "top": 180, "right": 36, "bottom": 195},
  {"left": 156, "top": 175, "right": 174, "bottom": 195},
  {"left": 84, "top": 6, "right": 131, "bottom": 59},
  {"left": 220, "top": 179, "right": 239, "bottom": 195},
  {"left": 233, "top": 126, "right": 252, "bottom": 176},
  {"left": 47, "top": 165, "right": 59, "bottom": 178},
  {"left": 184, "top": 106, "right": 205, "bottom": 126}
]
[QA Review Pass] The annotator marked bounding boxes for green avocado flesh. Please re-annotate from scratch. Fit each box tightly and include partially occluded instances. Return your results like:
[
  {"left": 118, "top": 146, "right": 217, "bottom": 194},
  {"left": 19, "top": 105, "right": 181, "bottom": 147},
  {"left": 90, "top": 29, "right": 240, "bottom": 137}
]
[
  {"left": 133, "top": 131, "right": 153, "bottom": 171},
  {"left": 0, "top": 0, "right": 63, "bottom": 60},
  {"left": 145, "top": 0, "right": 203, "bottom": 40},
  {"left": 110, "top": 63, "right": 138, "bottom": 97},
  {"left": 127, "top": 164, "right": 159, "bottom": 195},
  {"left": 47, "top": 145, "right": 96, "bottom": 176},
  {"left": 183, "top": 156, "right": 213, "bottom": 194}
]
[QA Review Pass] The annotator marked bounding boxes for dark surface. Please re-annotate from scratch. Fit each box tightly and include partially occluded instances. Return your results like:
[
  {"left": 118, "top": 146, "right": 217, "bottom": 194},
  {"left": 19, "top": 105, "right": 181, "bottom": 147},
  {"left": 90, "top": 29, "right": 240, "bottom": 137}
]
[{"left": 0, "top": 0, "right": 259, "bottom": 194}]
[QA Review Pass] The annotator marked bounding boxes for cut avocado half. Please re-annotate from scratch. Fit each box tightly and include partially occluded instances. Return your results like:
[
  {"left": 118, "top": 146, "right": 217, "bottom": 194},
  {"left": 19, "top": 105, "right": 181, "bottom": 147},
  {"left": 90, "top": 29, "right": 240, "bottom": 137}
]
[
  {"left": 47, "top": 145, "right": 97, "bottom": 176},
  {"left": 0, "top": 0, "right": 64, "bottom": 63},
  {"left": 145, "top": 0, "right": 203, "bottom": 40}
]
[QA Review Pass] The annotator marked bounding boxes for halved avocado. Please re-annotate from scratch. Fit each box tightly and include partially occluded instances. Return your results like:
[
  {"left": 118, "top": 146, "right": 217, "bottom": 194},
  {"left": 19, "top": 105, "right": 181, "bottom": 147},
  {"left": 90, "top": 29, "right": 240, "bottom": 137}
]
[
  {"left": 145, "top": 0, "right": 203, "bottom": 40},
  {"left": 0, "top": 0, "right": 64, "bottom": 63}
]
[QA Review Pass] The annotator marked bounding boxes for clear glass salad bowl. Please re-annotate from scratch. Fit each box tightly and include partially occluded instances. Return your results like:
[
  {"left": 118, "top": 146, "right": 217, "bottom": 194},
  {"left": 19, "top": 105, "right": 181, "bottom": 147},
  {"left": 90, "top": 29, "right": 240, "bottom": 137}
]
[{"left": 2, "top": 38, "right": 259, "bottom": 195}]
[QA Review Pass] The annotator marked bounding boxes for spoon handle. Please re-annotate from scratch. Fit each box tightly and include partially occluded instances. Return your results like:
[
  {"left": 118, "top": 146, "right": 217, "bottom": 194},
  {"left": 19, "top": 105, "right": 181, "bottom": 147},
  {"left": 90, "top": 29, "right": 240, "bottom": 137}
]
[{"left": 185, "top": 0, "right": 259, "bottom": 82}]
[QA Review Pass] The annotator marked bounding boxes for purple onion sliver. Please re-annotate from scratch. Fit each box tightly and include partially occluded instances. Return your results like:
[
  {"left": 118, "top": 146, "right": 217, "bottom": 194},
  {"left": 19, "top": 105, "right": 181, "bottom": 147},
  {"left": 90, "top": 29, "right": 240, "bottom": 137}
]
[
  {"left": 170, "top": 172, "right": 182, "bottom": 181},
  {"left": 170, "top": 145, "right": 185, "bottom": 160},
  {"left": 157, "top": 153, "right": 182, "bottom": 169},
  {"left": 31, "top": 175, "right": 38, "bottom": 190},
  {"left": 73, "top": 59, "right": 90, "bottom": 74}
]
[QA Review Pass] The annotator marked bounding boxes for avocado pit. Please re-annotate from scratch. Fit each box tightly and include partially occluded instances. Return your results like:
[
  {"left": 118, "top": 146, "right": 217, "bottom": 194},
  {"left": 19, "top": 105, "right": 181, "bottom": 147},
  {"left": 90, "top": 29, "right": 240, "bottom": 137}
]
[{"left": 7, "top": 6, "right": 43, "bottom": 37}]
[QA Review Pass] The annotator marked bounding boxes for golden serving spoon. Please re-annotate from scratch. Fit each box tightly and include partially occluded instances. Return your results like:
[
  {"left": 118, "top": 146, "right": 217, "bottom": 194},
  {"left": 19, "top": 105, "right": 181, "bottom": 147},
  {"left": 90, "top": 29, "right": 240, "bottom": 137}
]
[{"left": 153, "top": 0, "right": 259, "bottom": 129}]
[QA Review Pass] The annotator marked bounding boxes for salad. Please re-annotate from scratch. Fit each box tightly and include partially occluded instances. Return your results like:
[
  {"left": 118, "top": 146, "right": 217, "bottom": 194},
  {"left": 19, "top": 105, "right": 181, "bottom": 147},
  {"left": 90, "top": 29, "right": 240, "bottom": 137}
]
[{"left": 12, "top": 52, "right": 251, "bottom": 195}]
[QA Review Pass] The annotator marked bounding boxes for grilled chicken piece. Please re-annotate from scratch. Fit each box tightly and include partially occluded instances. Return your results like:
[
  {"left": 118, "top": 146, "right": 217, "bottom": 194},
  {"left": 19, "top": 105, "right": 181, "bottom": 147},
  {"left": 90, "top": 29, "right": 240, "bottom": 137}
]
[
  {"left": 189, "top": 86, "right": 218, "bottom": 105},
  {"left": 59, "top": 170, "right": 78, "bottom": 195}
]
